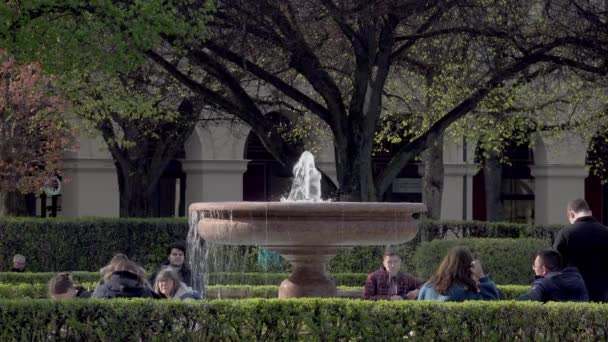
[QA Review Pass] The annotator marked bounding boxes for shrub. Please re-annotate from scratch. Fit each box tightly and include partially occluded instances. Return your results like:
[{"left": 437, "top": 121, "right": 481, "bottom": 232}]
[
  {"left": 0, "top": 272, "right": 369, "bottom": 286},
  {"left": 0, "top": 217, "right": 562, "bottom": 273},
  {"left": 413, "top": 238, "right": 550, "bottom": 285},
  {"left": 0, "top": 282, "right": 531, "bottom": 300},
  {"left": 0, "top": 299, "right": 606, "bottom": 340}
]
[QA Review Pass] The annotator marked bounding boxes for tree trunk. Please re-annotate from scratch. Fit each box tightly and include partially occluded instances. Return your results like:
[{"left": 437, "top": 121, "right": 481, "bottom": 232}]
[
  {"left": 335, "top": 138, "right": 376, "bottom": 202},
  {"left": 421, "top": 135, "right": 444, "bottom": 219},
  {"left": 0, "top": 191, "right": 29, "bottom": 217},
  {"left": 115, "top": 163, "right": 158, "bottom": 217},
  {"left": 483, "top": 150, "right": 504, "bottom": 221}
]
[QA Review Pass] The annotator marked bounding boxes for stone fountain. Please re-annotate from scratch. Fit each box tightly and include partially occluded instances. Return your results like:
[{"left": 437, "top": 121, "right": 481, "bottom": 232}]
[{"left": 189, "top": 152, "right": 426, "bottom": 298}]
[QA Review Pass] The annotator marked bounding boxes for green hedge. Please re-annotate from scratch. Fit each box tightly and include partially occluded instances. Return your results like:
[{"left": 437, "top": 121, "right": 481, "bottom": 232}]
[
  {"left": 0, "top": 283, "right": 531, "bottom": 300},
  {"left": 413, "top": 238, "right": 550, "bottom": 285},
  {"left": 0, "top": 299, "right": 606, "bottom": 340},
  {"left": 0, "top": 217, "right": 563, "bottom": 273},
  {"left": 0, "top": 272, "right": 369, "bottom": 286},
  {"left": 0, "top": 217, "right": 189, "bottom": 272},
  {"left": 417, "top": 220, "right": 562, "bottom": 242}
]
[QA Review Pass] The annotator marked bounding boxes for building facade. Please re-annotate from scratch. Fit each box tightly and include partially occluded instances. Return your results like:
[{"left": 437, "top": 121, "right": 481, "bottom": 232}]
[{"left": 48, "top": 122, "right": 606, "bottom": 226}]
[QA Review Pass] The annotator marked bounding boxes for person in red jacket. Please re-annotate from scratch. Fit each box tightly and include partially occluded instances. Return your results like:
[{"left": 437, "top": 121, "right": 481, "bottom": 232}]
[{"left": 363, "top": 248, "right": 425, "bottom": 300}]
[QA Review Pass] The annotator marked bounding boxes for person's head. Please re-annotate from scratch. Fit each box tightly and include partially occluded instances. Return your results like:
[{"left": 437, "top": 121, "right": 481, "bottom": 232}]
[
  {"left": 48, "top": 273, "right": 79, "bottom": 299},
  {"left": 105, "top": 258, "right": 147, "bottom": 284},
  {"left": 12, "top": 254, "right": 26, "bottom": 271},
  {"left": 382, "top": 247, "right": 401, "bottom": 275},
  {"left": 429, "top": 246, "right": 478, "bottom": 295},
  {"left": 166, "top": 242, "right": 186, "bottom": 268},
  {"left": 533, "top": 249, "right": 562, "bottom": 277},
  {"left": 153, "top": 268, "right": 181, "bottom": 298},
  {"left": 567, "top": 198, "right": 592, "bottom": 224},
  {"left": 100, "top": 253, "right": 129, "bottom": 277}
]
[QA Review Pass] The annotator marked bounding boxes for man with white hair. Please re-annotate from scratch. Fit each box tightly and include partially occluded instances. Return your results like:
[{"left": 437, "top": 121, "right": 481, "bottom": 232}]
[
  {"left": 554, "top": 198, "right": 608, "bottom": 302},
  {"left": 11, "top": 254, "right": 26, "bottom": 272}
]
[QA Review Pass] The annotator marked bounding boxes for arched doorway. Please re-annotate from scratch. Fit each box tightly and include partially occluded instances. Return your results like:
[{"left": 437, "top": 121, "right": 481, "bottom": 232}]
[
  {"left": 242, "top": 113, "right": 300, "bottom": 201},
  {"left": 473, "top": 142, "right": 535, "bottom": 223}
]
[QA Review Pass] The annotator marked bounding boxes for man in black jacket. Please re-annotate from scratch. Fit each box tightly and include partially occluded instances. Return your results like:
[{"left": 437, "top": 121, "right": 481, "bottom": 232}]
[
  {"left": 554, "top": 198, "right": 608, "bottom": 302},
  {"left": 518, "top": 249, "right": 588, "bottom": 302},
  {"left": 149, "top": 241, "right": 192, "bottom": 287}
]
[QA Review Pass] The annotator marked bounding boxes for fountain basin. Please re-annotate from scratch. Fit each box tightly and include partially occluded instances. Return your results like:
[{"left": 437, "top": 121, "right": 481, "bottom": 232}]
[{"left": 190, "top": 201, "right": 426, "bottom": 298}]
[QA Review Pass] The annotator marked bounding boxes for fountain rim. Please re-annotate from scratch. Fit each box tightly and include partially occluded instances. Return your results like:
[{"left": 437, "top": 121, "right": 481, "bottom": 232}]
[{"left": 189, "top": 201, "right": 427, "bottom": 219}]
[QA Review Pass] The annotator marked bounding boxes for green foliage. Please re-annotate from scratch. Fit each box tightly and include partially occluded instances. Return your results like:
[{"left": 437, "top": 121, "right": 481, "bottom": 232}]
[
  {"left": 0, "top": 299, "right": 607, "bottom": 340},
  {"left": 413, "top": 238, "right": 550, "bottom": 285},
  {"left": 0, "top": 217, "right": 563, "bottom": 273},
  {"left": 0, "top": 282, "right": 532, "bottom": 300},
  {"left": 0, "top": 272, "right": 368, "bottom": 287},
  {"left": 0, "top": 217, "right": 188, "bottom": 272},
  {"left": 0, "top": 0, "right": 211, "bottom": 75}
]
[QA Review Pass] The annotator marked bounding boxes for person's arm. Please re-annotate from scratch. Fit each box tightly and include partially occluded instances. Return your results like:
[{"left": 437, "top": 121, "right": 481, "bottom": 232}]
[
  {"left": 477, "top": 277, "right": 500, "bottom": 300},
  {"left": 517, "top": 283, "right": 545, "bottom": 301}
]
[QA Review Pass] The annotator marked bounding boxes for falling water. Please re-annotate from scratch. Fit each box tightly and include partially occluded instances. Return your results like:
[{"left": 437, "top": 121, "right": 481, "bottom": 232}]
[{"left": 187, "top": 210, "right": 208, "bottom": 297}]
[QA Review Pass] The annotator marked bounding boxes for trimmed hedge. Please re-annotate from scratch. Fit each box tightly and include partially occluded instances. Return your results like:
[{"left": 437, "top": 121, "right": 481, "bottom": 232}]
[
  {"left": 417, "top": 220, "right": 562, "bottom": 242},
  {"left": 0, "top": 299, "right": 606, "bottom": 340},
  {"left": 0, "top": 217, "right": 563, "bottom": 273},
  {"left": 413, "top": 238, "right": 550, "bottom": 285},
  {"left": 0, "top": 283, "right": 531, "bottom": 300},
  {"left": 0, "top": 217, "right": 189, "bottom": 272},
  {"left": 0, "top": 272, "right": 369, "bottom": 286}
]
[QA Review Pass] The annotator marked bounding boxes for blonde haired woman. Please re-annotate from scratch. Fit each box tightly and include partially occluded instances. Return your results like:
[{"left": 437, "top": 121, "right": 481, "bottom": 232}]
[
  {"left": 92, "top": 257, "right": 158, "bottom": 299},
  {"left": 153, "top": 268, "right": 199, "bottom": 300}
]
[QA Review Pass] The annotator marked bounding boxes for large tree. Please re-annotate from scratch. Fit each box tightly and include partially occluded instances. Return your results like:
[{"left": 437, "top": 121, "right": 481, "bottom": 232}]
[
  {"left": 3, "top": 0, "right": 607, "bottom": 203},
  {"left": 62, "top": 66, "right": 202, "bottom": 217},
  {"left": 0, "top": 50, "right": 75, "bottom": 216}
]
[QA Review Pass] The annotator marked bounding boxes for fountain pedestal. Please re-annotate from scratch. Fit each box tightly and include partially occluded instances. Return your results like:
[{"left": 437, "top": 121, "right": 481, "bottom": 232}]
[
  {"left": 273, "top": 246, "right": 344, "bottom": 298},
  {"left": 191, "top": 201, "right": 426, "bottom": 298}
]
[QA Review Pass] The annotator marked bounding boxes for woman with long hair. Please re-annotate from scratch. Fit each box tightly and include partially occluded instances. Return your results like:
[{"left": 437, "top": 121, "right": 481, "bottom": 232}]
[
  {"left": 153, "top": 268, "right": 199, "bottom": 300},
  {"left": 418, "top": 246, "right": 499, "bottom": 301},
  {"left": 92, "top": 257, "right": 158, "bottom": 299}
]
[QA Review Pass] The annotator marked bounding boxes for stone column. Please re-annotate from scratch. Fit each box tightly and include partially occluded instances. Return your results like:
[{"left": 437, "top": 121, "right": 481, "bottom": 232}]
[
  {"left": 440, "top": 136, "right": 478, "bottom": 220},
  {"left": 531, "top": 165, "right": 588, "bottom": 225},
  {"left": 183, "top": 160, "right": 250, "bottom": 204},
  {"left": 532, "top": 133, "right": 590, "bottom": 225},
  {"left": 62, "top": 158, "right": 119, "bottom": 217},
  {"left": 441, "top": 164, "right": 478, "bottom": 220}
]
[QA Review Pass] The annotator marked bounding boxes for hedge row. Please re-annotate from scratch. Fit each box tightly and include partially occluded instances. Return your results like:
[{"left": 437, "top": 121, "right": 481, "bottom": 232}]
[
  {"left": 413, "top": 238, "right": 549, "bottom": 285},
  {"left": 0, "top": 299, "right": 606, "bottom": 341},
  {"left": 0, "top": 283, "right": 531, "bottom": 300},
  {"left": 0, "top": 272, "right": 368, "bottom": 286},
  {"left": 0, "top": 217, "right": 563, "bottom": 273},
  {"left": 0, "top": 237, "right": 548, "bottom": 286}
]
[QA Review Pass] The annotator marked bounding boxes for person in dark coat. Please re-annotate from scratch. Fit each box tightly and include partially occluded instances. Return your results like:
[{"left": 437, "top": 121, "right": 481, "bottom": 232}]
[
  {"left": 92, "top": 259, "right": 158, "bottom": 299},
  {"left": 150, "top": 241, "right": 192, "bottom": 287},
  {"left": 48, "top": 273, "right": 93, "bottom": 299},
  {"left": 363, "top": 248, "right": 425, "bottom": 300},
  {"left": 554, "top": 198, "right": 608, "bottom": 302},
  {"left": 518, "top": 249, "right": 588, "bottom": 302}
]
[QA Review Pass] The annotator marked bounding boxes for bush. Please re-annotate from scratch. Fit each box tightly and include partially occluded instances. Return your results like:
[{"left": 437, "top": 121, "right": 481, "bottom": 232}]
[
  {"left": 413, "top": 238, "right": 550, "bottom": 285},
  {"left": 0, "top": 299, "right": 606, "bottom": 340},
  {"left": 0, "top": 217, "right": 563, "bottom": 273},
  {"left": 0, "top": 272, "right": 369, "bottom": 286},
  {"left": 0, "top": 282, "right": 530, "bottom": 300},
  {"left": 0, "top": 217, "right": 188, "bottom": 272},
  {"left": 417, "top": 220, "right": 562, "bottom": 242}
]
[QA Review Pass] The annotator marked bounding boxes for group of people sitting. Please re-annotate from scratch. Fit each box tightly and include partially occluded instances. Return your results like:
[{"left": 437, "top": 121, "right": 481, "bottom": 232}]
[
  {"left": 365, "top": 198, "right": 608, "bottom": 303},
  {"left": 48, "top": 242, "right": 199, "bottom": 301}
]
